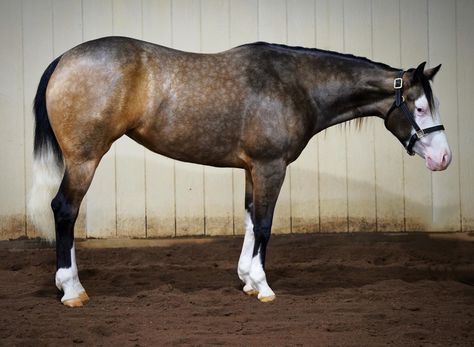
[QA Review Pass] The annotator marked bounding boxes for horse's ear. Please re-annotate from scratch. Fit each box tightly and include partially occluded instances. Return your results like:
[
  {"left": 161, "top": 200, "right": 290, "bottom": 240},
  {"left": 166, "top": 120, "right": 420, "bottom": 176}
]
[
  {"left": 413, "top": 62, "right": 426, "bottom": 81},
  {"left": 424, "top": 64, "right": 442, "bottom": 81}
]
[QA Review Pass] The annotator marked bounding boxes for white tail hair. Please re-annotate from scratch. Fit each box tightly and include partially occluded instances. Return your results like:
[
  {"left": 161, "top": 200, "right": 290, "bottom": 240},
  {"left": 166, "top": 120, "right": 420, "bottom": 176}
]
[
  {"left": 28, "top": 146, "right": 64, "bottom": 242},
  {"left": 30, "top": 55, "right": 63, "bottom": 242}
]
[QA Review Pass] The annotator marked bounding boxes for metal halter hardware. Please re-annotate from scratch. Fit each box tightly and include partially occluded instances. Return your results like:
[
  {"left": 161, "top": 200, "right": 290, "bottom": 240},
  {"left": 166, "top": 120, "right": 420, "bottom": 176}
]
[{"left": 384, "top": 70, "right": 445, "bottom": 156}]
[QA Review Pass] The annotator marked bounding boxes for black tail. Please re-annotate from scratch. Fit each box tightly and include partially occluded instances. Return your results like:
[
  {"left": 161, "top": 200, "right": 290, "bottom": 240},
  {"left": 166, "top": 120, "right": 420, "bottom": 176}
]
[{"left": 33, "top": 56, "right": 63, "bottom": 164}]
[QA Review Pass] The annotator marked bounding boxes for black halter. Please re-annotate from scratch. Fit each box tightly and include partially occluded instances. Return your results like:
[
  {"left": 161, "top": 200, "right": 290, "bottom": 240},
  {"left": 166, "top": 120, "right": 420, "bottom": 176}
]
[{"left": 384, "top": 70, "right": 445, "bottom": 156}]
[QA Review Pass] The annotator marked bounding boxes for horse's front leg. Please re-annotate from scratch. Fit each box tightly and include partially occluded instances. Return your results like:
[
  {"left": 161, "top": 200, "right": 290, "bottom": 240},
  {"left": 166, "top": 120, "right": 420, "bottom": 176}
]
[
  {"left": 52, "top": 160, "right": 97, "bottom": 307},
  {"left": 238, "top": 160, "right": 286, "bottom": 302},
  {"left": 237, "top": 170, "right": 258, "bottom": 296}
]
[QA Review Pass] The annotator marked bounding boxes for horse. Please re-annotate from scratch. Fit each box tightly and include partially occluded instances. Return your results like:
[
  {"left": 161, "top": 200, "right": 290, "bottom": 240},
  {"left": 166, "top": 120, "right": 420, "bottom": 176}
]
[{"left": 28, "top": 37, "right": 451, "bottom": 307}]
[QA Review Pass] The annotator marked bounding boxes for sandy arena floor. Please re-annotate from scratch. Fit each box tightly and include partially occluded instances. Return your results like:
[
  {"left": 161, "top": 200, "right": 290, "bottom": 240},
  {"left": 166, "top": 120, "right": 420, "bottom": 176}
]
[{"left": 0, "top": 232, "right": 473, "bottom": 346}]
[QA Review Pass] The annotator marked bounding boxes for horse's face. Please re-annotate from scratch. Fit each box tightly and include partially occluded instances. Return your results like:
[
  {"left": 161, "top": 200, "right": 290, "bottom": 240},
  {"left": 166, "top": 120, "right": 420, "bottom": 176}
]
[
  {"left": 385, "top": 63, "right": 452, "bottom": 171},
  {"left": 410, "top": 94, "right": 451, "bottom": 170}
]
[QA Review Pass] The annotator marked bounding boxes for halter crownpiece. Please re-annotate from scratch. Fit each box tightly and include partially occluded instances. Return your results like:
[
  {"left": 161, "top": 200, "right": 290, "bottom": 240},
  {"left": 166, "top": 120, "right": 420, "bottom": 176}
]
[{"left": 385, "top": 70, "right": 445, "bottom": 156}]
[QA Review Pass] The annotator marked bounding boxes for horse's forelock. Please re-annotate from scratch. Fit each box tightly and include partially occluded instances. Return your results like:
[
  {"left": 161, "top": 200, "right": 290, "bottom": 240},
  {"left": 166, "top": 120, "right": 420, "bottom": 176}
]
[
  {"left": 412, "top": 66, "right": 436, "bottom": 113},
  {"left": 421, "top": 75, "right": 436, "bottom": 113}
]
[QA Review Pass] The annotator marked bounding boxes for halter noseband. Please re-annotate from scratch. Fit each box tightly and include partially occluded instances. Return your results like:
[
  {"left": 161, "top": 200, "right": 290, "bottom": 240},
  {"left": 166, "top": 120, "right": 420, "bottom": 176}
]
[{"left": 384, "top": 70, "right": 445, "bottom": 156}]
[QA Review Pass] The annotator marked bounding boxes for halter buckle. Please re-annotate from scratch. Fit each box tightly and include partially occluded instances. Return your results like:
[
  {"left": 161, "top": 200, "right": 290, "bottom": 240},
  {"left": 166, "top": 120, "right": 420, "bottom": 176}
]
[
  {"left": 416, "top": 129, "right": 425, "bottom": 138},
  {"left": 394, "top": 78, "right": 403, "bottom": 89}
]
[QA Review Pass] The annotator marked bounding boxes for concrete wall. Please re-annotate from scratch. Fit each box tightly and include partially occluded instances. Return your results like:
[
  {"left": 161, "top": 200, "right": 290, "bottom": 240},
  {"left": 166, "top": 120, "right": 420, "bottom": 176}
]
[{"left": 1, "top": 0, "right": 473, "bottom": 239}]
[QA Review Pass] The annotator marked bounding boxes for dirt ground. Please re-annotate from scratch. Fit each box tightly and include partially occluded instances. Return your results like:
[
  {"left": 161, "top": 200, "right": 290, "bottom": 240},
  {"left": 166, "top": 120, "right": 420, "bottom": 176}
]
[{"left": 0, "top": 233, "right": 473, "bottom": 346}]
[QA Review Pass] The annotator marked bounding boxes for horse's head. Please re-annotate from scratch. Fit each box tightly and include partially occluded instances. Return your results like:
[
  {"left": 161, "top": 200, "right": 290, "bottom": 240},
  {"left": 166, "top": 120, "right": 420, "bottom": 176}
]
[{"left": 384, "top": 62, "right": 451, "bottom": 171}]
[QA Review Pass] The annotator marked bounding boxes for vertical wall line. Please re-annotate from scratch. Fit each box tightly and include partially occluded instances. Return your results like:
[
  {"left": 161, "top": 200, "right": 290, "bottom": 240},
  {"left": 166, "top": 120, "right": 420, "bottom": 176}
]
[
  {"left": 198, "top": 0, "right": 206, "bottom": 235},
  {"left": 314, "top": 0, "right": 321, "bottom": 232},
  {"left": 398, "top": 0, "right": 406, "bottom": 232},
  {"left": 454, "top": 0, "right": 462, "bottom": 231},
  {"left": 228, "top": 1, "right": 236, "bottom": 235},
  {"left": 21, "top": 0, "right": 27, "bottom": 236},
  {"left": 426, "top": 0, "right": 434, "bottom": 220},
  {"left": 140, "top": 0, "right": 148, "bottom": 237},
  {"left": 81, "top": 0, "right": 84, "bottom": 42},
  {"left": 170, "top": 0, "right": 174, "bottom": 46},
  {"left": 231, "top": 169, "right": 236, "bottom": 235},
  {"left": 170, "top": 1, "right": 177, "bottom": 237},
  {"left": 111, "top": 0, "right": 118, "bottom": 237},
  {"left": 80, "top": 0, "right": 85, "bottom": 236},
  {"left": 398, "top": 0, "right": 407, "bottom": 231},
  {"left": 52, "top": 0, "right": 56, "bottom": 56},
  {"left": 370, "top": 0, "right": 378, "bottom": 231},
  {"left": 257, "top": 0, "right": 260, "bottom": 39},
  {"left": 285, "top": 0, "right": 293, "bottom": 233},
  {"left": 342, "top": 0, "right": 349, "bottom": 232}
]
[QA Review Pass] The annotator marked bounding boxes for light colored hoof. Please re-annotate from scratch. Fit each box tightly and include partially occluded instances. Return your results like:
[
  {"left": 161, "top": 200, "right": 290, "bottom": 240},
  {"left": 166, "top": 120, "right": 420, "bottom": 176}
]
[
  {"left": 244, "top": 288, "right": 259, "bottom": 296},
  {"left": 63, "top": 298, "right": 83, "bottom": 308},
  {"left": 79, "top": 291, "right": 90, "bottom": 303},
  {"left": 258, "top": 295, "right": 276, "bottom": 303}
]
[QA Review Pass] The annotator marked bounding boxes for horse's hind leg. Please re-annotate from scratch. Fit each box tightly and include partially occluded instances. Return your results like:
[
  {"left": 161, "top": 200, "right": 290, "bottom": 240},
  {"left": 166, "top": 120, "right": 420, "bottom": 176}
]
[
  {"left": 237, "top": 170, "right": 258, "bottom": 296},
  {"left": 52, "top": 159, "right": 98, "bottom": 307}
]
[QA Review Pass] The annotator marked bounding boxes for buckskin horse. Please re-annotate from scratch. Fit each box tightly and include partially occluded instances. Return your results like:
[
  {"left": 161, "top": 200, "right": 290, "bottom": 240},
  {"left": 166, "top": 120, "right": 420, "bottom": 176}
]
[{"left": 28, "top": 37, "right": 451, "bottom": 307}]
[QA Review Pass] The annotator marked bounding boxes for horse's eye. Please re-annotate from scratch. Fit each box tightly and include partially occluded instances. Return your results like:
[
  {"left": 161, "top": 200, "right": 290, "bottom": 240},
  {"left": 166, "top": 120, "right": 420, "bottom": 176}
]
[{"left": 416, "top": 107, "right": 423, "bottom": 113}]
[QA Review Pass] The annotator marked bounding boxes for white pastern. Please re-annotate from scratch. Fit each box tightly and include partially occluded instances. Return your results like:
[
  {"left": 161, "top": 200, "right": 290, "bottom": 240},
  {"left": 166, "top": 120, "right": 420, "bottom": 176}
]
[
  {"left": 249, "top": 254, "right": 275, "bottom": 300},
  {"left": 237, "top": 211, "right": 257, "bottom": 293},
  {"left": 55, "top": 244, "right": 86, "bottom": 303}
]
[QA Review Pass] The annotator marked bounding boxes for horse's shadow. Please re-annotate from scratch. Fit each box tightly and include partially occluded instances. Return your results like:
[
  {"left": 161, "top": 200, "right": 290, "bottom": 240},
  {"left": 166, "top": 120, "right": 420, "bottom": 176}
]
[
  {"left": 60, "top": 234, "right": 473, "bottom": 299},
  {"left": 70, "top": 263, "right": 472, "bottom": 300}
]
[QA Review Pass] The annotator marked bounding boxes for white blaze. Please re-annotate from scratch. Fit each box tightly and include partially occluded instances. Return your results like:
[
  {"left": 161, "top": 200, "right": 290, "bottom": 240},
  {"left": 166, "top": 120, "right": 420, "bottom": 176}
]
[{"left": 411, "top": 95, "right": 451, "bottom": 171}]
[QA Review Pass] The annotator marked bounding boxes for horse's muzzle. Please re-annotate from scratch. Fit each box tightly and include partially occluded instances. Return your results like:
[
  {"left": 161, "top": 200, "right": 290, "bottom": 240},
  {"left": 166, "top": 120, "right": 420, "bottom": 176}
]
[{"left": 425, "top": 147, "right": 452, "bottom": 171}]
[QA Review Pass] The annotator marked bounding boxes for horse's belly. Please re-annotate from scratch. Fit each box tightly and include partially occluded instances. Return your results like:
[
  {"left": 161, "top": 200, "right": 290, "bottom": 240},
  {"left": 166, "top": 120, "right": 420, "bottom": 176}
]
[{"left": 130, "top": 116, "right": 245, "bottom": 168}]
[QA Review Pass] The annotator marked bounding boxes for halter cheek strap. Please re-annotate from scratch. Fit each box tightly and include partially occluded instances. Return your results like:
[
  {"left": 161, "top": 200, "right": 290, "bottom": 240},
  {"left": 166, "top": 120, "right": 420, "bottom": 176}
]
[{"left": 384, "top": 70, "right": 445, "bottom": 156}]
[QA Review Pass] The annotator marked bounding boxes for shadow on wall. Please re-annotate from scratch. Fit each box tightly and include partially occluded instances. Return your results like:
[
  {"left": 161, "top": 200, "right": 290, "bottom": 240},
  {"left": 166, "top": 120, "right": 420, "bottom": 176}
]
[
  {"left": 310, "top": 170, "right": 459, "bottom": 233},
  {"left": 112, "top": 161, "right": 460, "bottom": 235},
  {"left": 0, "top": 150, "right": 460, "bottom": 241},
  {"left": 89, "top": 146, "right": 461, "bottom": 235}
]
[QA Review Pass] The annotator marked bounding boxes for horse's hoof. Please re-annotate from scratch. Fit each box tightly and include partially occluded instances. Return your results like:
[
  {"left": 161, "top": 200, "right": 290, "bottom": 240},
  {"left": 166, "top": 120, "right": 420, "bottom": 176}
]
[
  {"left": 244, "top": 288, "right": 259, "bottom": 296},
  {"left": 78, "top": 291, "right": 90, "bottom": 303},
  {"left": 258, "top": 295, "right": 276, "bottom": 303},
  {"left": 63, "top": 298, "right": 83, "bottom": 308}
]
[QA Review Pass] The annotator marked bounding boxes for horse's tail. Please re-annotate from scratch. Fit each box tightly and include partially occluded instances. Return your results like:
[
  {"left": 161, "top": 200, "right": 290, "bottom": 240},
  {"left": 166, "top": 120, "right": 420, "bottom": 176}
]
[{"left": 28, "top": 56, "right": 63, "bottom": 242}]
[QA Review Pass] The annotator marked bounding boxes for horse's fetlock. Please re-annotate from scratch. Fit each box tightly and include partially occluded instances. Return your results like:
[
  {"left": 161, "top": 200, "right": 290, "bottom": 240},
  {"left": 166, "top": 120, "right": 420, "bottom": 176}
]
[
  {"left": 249, "top": 256, "right": 266, "bottom": 283},
  {"left": 237, "top": 260, "right": 251, "bottom": 281}
]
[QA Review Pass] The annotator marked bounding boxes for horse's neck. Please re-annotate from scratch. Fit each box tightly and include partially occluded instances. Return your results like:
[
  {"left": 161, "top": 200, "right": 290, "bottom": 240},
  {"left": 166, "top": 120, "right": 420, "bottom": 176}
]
[{"left": 307, "top": 60, "right": 398, "bottom": 134}]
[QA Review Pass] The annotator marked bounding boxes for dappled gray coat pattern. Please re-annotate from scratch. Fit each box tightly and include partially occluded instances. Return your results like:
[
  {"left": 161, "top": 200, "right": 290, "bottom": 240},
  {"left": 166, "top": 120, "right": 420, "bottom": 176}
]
[{"left": 28, "top": 37, "right": 448, "bottom": 306}]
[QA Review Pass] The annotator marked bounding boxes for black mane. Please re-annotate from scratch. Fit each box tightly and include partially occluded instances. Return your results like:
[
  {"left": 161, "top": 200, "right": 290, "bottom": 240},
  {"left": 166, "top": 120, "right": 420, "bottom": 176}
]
[{"left": 244, "top": 41, "right": 397, "bottom": 71}]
